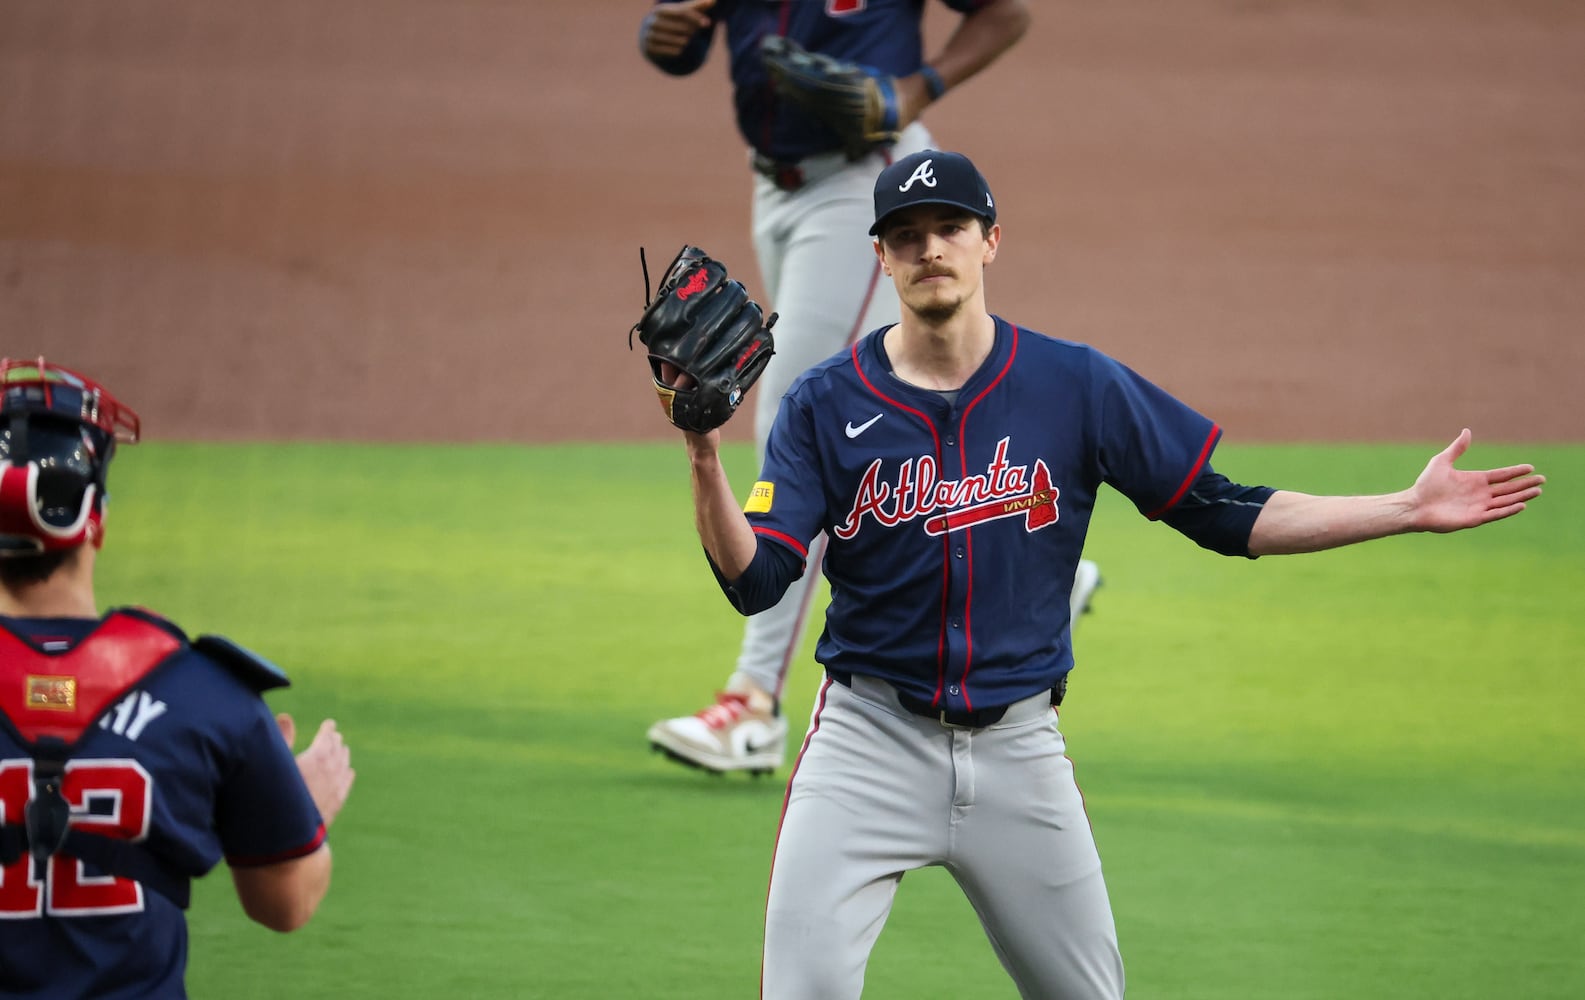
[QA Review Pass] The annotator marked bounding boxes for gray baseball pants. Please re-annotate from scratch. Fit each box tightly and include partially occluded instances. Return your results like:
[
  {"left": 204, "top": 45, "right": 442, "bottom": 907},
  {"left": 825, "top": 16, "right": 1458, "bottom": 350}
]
[{"left": 762, "top": 672, "right": 1125, "bottom": 1000}]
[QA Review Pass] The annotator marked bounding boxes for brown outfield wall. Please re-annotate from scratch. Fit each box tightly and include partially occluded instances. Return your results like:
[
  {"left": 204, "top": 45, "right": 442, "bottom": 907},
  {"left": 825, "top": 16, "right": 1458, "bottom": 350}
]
[{"left": 2, "top": 0, "right": 1581, "bottom": 444}]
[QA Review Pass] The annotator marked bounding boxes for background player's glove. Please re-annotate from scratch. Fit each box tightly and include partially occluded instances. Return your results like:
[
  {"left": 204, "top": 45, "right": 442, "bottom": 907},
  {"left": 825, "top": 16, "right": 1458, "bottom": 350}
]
[
  {"left": 760, "top": 35, "right": 901, "bottom": 159},
  {"left": 630, "top": 246, "right": 777, "bottom": 435}
]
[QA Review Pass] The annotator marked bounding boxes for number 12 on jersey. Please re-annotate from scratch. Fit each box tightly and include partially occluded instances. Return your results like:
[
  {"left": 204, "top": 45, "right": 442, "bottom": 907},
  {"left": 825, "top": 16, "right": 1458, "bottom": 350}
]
[{"left": 0, "top": 758, "right": 151, "bottom": 917}]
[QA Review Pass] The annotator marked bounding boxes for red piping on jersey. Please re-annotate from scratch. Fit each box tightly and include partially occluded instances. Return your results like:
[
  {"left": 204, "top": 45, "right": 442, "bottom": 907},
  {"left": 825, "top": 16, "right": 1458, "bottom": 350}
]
[
  {"left": 752, "top": 525, "right": 808, "bottom": 559},
  {"left": 932, "top": 547, "right": 949, "bottom": 706},
  {"left": 1145, "top": 423, "right": 1221, "bottom": 520},
  {"left": 851, "top": 343, "right": 951, "bottom": 704},
  {"left": 950, "top": 324, "right": 1020, "bottom": 711},
  {"left": 762, "top": 674, "right": 833, "bottom": 999}
]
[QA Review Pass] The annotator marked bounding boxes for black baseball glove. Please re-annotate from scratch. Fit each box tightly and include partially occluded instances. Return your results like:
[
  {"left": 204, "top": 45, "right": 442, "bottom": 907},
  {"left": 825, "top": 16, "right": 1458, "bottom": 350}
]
[
  {"left": 760, "top": 35, "right": 901, "bottom": 159},
  {"left": 630, "top": 246, "right": 777, "bottom": 435}
]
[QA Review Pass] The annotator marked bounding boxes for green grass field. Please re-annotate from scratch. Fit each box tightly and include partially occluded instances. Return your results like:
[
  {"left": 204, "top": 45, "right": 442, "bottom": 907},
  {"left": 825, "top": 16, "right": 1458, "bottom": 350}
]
[{"left": 97, "top": 440, "right": 1583, "bottom": 999}]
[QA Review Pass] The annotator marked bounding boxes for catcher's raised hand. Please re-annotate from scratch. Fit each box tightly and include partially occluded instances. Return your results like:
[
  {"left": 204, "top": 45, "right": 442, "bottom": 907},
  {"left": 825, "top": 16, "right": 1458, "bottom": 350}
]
[
  {"left": 631, "top": 246, "right": 776, "bottom": 435},
  {"left": 277, "top": 713, "right": 356, "bottom": 828},
  {"left": 642, "top": 0, "right": 716, "bottom": 60}
]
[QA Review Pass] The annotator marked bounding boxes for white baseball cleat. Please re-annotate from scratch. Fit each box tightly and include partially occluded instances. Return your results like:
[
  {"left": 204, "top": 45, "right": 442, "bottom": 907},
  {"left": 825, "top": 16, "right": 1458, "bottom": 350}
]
[
  {"left": 1071, "top": 558, "right": 1102, "bottom": 620},
  {"left": 647, "top": 683, "right": 787, "bottom": 776}
]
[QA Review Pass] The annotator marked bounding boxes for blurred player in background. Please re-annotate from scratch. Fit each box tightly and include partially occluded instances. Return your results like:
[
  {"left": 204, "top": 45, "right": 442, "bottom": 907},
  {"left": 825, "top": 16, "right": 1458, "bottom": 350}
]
[
  {"left": 0, "top": 357, "right": 355, "bottom": 998},
  {"left": 637, "top": 0, "right": 1104, "bottom": 777}
]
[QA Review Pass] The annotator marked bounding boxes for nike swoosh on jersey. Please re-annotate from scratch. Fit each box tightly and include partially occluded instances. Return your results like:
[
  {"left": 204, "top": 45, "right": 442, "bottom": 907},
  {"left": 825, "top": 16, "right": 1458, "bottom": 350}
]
[{"left": 845, "top": 413, "right": 884, "bottom": 438}]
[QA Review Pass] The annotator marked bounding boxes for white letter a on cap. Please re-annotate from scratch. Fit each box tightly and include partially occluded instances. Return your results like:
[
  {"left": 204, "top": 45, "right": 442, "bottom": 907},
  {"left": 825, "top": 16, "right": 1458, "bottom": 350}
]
[{"left": 899, "top": 160, "right": 937, "bottom": 192}]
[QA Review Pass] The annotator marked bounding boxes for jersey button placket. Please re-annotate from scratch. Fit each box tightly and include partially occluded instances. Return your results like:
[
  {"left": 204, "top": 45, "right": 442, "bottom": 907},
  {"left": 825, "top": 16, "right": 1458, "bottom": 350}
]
[{"left": 939, "top": 433, "right": 971, "bottom": 705}]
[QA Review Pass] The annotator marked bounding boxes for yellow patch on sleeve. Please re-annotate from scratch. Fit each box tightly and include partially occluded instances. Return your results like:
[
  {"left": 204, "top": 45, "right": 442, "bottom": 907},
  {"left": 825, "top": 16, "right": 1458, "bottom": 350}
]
[{"left": 744, "top": 481, "right": 775, "bottom": 514}]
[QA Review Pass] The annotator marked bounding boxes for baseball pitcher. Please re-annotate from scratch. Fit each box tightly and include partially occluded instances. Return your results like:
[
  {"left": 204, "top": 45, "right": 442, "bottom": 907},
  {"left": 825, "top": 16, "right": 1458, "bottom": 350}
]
[{"left": 633, "top": 150, "right": 1545, "bottom": 998}]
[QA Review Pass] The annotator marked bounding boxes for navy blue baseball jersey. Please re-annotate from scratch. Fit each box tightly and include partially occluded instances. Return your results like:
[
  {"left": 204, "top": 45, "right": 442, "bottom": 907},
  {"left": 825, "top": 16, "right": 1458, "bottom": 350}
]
[
  {"left": 0, "top": 609, "right": 324, "bottom": 999},
  {"left": 745, "top": 319, "right": 1220, "bottom": 712},
  {"left": 645, "top": 0, "right": 991, "bottom": 161}
]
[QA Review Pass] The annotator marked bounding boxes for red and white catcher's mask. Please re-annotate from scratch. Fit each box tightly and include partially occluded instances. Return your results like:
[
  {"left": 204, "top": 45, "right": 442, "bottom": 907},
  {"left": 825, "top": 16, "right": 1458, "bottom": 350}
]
[{"left": 0, "top": 357, "right": 140, "bottom": 555}]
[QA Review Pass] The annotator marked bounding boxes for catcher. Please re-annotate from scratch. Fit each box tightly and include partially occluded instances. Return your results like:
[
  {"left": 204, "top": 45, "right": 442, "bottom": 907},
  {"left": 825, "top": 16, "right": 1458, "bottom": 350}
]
[{"left": 0, "top": 357, "right": 355, "bottom": 997}]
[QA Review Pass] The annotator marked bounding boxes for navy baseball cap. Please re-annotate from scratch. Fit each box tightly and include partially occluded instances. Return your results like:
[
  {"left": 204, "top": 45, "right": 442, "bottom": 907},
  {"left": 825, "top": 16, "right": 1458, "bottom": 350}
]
[{"left": 869, "top": 149, "right": 996, "bottom": 236}]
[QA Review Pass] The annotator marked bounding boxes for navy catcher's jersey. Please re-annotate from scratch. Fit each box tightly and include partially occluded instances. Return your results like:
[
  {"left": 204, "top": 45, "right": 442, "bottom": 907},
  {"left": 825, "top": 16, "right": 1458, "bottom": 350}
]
[
  {"left": 647, "top": 0, "right": 991, "bottom": 161},
  {"left": 748, "top": 319, "right": 1221, "bottom": 711},
  {"left": 0, "top": 610, "right": 324, "bottom": 1000}
]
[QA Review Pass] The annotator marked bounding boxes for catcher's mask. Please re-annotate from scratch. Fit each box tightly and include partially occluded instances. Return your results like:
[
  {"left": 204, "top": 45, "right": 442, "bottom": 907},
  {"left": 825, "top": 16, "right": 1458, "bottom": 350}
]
[{"left": 0, "top": 358, "right": 140, "bottom": 556}]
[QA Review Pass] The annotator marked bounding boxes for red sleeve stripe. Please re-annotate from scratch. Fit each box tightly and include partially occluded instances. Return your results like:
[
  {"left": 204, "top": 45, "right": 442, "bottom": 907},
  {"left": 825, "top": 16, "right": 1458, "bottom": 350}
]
[
  {"left": 225, "top": 822, "right": 327, "bottom": 868},
  {"left": 752, "top": 525, "right": 809, "bottom": 559},
  {"left": 1146, "top": 424, "right": 1221, "bottom": 520}
]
